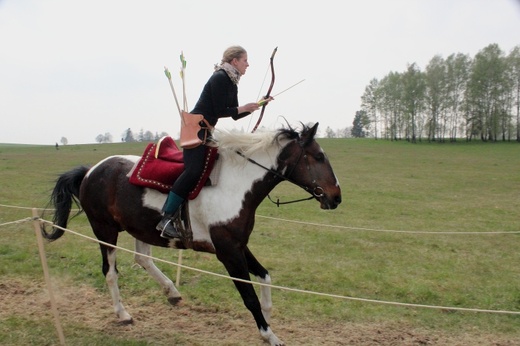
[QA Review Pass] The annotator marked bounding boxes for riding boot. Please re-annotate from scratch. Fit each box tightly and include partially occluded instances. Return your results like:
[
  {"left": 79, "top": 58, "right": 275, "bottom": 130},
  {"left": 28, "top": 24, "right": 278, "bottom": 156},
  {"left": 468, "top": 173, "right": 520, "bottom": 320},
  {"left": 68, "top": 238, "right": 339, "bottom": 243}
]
[{"left": 156, "top": 191, "right": 184, "bottom": 239}]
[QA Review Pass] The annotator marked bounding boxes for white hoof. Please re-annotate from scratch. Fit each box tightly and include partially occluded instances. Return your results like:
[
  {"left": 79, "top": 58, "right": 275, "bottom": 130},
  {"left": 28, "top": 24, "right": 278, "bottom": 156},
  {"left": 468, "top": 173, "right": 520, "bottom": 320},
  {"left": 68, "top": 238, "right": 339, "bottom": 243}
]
[{"left": 260, "top": 326, "right": 284, "bottom": 346}]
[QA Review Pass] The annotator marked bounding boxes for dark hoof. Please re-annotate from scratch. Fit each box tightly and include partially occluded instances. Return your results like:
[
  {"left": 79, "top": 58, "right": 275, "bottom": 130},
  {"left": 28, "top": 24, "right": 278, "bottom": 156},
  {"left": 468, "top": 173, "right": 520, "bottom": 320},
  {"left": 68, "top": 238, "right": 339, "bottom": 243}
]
[
  {"left": 168, "top": 296, "right": 183, "bottom": 306},
  {"left": 118, "top": 318, "right": 134, "bottom": 325}
]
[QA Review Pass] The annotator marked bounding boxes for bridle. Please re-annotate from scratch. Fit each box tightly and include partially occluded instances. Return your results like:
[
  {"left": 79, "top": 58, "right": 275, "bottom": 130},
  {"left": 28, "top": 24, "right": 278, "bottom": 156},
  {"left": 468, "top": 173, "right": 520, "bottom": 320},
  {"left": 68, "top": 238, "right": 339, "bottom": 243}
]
[{"left": 235, "top": 139, "right": 325, "bottom": 206}]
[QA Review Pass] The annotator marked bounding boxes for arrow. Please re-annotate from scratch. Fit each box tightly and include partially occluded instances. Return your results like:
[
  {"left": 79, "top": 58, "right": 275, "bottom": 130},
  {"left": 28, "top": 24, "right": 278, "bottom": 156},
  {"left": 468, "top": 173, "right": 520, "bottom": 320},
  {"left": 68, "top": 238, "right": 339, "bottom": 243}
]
[{"left": 257, "top": 79, "right": 306, "bottom": 106}]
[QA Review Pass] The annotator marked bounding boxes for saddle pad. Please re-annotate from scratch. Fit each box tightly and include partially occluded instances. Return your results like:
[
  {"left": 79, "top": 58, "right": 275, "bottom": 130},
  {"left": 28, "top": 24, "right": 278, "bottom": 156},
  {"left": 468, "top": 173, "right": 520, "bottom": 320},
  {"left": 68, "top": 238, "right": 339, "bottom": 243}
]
[{"left": 128, "top": 136, "right": 218, "bottom": 200}]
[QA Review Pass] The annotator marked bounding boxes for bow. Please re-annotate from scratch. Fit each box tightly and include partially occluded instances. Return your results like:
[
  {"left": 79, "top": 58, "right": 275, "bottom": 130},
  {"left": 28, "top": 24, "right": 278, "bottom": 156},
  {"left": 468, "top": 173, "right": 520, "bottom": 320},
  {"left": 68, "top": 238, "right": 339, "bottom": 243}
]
[{"left": 251, "top": 46, "right": 278, "bottom": 133}]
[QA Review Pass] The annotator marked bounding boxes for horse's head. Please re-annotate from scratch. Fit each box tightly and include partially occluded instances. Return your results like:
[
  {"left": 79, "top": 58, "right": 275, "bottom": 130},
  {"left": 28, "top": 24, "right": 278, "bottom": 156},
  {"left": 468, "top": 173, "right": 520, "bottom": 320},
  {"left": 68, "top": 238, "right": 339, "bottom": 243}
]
[{"left": 276, "top": 122, "right": 342, "bottom": 209}]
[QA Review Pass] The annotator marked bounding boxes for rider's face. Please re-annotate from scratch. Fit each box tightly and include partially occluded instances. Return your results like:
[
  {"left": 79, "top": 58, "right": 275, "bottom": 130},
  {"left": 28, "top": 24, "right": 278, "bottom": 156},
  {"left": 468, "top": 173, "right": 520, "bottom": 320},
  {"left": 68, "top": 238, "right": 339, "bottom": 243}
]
[{"left": 232, "top": 54, "right": 249, "bottom": 75}]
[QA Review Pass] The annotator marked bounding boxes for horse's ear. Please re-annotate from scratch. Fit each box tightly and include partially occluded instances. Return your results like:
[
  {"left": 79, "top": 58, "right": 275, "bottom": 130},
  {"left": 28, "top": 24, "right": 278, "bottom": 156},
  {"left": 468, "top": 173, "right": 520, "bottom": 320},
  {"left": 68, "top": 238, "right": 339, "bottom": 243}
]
[
  {"left": 309, "top": 122, "right": 319, "bottom": 138},
  {"left": 301, "top": 122, "right": 319, "bottom": 146}
]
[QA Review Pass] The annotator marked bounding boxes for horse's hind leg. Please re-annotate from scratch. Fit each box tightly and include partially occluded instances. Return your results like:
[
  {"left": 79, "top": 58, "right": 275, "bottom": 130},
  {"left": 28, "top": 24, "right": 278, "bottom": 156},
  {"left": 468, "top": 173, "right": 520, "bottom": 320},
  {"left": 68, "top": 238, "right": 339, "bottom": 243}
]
[
  {"left": 102, "top": 245, "right": 133, "bottom": 324},
  {"left": 134, "top": 239, "right": 182, "bottom": 305},
  {"left": 245, "top": 246, "right": 272, "bottom": 323}
]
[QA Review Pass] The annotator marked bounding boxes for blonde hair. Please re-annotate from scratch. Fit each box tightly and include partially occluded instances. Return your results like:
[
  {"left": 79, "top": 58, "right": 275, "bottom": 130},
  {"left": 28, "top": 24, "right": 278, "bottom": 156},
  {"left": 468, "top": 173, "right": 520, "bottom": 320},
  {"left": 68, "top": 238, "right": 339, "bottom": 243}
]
[{"left": 221, "top": 46, "right": 247, "bottom": 64}]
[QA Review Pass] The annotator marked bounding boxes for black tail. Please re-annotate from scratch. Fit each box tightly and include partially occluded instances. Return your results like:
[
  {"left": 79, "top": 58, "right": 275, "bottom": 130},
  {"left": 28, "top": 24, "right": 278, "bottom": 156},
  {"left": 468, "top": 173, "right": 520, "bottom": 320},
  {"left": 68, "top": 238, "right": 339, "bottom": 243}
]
[{"left": 41, "top": 166, "right": 90, "bottom": 241}]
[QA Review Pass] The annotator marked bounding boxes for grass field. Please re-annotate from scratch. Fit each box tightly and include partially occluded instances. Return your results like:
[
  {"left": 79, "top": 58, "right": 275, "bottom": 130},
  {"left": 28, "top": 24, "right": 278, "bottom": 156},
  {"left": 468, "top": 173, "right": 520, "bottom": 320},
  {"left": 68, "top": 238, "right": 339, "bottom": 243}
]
[{"left": 1, "top": 138, "right": 519, "bottom": 345}]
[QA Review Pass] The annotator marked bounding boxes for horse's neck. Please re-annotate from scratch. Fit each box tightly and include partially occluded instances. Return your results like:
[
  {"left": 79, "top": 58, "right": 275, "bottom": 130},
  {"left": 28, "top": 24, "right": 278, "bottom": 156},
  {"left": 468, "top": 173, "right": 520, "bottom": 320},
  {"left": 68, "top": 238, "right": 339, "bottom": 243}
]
[{"left": 218, "top": 147, "right": 281, "bottom": 205}]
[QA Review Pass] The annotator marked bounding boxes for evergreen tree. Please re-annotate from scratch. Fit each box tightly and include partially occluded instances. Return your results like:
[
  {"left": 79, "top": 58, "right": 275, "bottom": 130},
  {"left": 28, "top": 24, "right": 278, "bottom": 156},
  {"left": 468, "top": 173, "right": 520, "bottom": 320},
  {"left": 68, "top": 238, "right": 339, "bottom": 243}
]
[
  {"left": 123, "top": 128, "right": 135, "bottom": 142},
  {"left": 351, "top": 110, "right": 369, "bottom": 137}
]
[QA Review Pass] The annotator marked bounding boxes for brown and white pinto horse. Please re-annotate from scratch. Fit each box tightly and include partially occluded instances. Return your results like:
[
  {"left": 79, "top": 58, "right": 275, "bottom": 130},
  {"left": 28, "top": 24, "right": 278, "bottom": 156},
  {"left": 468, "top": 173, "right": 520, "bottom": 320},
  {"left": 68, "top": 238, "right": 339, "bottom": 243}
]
[{"left": 42, "top": 122, "right": 341, "bottom": 346}]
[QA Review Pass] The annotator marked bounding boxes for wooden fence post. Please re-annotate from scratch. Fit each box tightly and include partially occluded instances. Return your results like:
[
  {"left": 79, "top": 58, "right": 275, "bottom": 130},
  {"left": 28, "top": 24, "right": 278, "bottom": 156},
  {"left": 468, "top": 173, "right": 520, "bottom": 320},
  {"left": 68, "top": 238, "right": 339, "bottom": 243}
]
[
  {"left": 176, "top": 250, "right": 183, "bottom": 287},
  {"left": 32, "top": 209, "right": 66, "bottom": 346}
]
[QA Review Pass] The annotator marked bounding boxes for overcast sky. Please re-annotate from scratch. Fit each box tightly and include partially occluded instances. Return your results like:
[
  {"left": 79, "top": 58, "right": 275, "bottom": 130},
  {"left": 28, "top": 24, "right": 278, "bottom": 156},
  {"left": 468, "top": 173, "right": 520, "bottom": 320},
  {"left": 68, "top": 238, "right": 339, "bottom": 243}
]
[{"left": 1, "top": 0, "right": 519, "bottom": 145}]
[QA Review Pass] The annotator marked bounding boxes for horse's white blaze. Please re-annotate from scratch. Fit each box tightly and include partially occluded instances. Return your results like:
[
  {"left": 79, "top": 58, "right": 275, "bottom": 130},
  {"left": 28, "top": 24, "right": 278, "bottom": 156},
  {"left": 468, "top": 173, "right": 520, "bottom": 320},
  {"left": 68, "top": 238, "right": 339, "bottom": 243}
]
[{"left": 323, "top": 149, "right": 341, "bottom": 188}]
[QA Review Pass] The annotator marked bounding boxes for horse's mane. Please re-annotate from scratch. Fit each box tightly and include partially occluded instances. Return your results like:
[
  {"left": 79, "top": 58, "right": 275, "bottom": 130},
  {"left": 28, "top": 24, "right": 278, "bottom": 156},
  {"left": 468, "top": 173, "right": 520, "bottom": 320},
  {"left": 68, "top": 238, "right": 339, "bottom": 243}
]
[{"left": 213, "top": 124, "right": 302, "bottom": 157}]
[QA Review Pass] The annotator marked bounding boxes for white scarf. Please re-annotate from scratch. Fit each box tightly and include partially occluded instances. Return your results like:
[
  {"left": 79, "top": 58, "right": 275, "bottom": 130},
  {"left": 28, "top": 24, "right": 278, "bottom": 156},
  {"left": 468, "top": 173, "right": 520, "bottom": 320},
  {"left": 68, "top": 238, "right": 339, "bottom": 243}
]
[{"left": 214, "top": 62, "right": 241, "bottom": 85}]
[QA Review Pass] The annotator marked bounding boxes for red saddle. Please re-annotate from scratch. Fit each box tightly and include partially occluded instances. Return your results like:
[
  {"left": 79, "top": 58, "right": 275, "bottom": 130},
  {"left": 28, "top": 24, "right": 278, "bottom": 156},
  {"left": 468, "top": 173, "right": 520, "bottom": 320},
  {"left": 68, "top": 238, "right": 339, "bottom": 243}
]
[{"left": 128, "top": 136, "right": 218, "bottom": 200}]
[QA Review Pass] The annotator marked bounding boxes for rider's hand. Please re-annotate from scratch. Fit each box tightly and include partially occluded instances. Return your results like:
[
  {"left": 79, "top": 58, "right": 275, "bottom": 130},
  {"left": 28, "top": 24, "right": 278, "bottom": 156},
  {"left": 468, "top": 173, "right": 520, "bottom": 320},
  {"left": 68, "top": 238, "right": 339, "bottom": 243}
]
[
  {"left": 257, "top": 96, "right": 274, "bottom": 106},
  {"left": 239, "top": 102, "right": 261, "bottom": 113}
]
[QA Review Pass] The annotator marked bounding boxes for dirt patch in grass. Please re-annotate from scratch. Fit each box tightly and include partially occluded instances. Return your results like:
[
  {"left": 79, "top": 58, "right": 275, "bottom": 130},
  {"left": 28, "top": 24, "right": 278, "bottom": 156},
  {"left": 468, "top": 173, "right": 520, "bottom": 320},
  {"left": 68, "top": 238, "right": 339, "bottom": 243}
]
[{"left": 0, "top": 278, "right": 516, "bottom": 345}]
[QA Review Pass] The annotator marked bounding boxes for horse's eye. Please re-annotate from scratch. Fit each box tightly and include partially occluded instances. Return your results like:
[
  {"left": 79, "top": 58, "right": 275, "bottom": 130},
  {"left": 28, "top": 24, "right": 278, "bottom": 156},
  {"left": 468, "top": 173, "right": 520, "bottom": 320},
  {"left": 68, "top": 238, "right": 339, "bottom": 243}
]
[{"left": 315, "top": 152, "right": 325, "bottom": 162}]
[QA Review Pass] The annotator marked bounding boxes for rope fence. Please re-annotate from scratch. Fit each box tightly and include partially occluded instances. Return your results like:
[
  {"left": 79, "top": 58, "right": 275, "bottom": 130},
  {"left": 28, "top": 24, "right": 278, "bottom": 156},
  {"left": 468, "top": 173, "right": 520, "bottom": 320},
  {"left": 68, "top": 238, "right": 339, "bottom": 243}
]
[
  {"left": 2, "top": 203, "right": 519, "bottom": 235},
  {"left": 1, "top": 202, "right": 520, "bottom": 345},
  {"left": 30, "top": 215, "right": 520, "bottom": 315},
  {"left": 256, "top": 215, "right": 520, "bottom": 234}
]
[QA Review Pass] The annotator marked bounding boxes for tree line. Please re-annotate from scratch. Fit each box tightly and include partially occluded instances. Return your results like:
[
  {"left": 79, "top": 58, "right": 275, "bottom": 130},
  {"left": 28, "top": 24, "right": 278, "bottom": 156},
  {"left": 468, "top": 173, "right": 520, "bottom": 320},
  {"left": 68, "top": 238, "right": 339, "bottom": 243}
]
[
  {"left": 357, "top": 43, "right": 520, "bottom": 142},
  {"left": 95, "top": 128, "right": 169, "bottom": 143}
]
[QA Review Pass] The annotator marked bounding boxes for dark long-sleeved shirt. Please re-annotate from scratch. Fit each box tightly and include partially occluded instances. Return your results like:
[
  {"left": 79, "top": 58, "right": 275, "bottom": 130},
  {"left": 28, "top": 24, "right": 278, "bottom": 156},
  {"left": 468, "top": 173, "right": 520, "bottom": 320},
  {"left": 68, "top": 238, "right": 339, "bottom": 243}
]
[{"left": 191, "top": 69, "right": 250, "bottom": 126}]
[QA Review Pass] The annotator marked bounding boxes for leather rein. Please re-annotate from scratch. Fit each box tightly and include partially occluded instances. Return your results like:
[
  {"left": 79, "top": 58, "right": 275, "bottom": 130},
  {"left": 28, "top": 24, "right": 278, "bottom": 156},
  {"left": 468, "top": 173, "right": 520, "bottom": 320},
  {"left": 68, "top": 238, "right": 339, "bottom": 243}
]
[{"left": 235, "top": 140, "right": 324, "bottom": 207}]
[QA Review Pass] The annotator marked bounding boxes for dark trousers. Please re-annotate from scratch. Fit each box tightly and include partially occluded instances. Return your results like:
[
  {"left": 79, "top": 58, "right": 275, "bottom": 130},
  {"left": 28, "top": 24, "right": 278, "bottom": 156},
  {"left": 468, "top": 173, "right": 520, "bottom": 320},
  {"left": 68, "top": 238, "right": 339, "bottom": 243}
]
[{"left": 171, "top": 143, "right": 206, "bottom": 199}]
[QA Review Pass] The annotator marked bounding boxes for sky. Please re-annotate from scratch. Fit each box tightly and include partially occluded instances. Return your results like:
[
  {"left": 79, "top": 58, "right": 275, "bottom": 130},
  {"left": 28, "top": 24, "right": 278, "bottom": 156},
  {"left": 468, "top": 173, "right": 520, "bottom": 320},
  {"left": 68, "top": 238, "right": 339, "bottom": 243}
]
[{"left": 1, "top": 0, "right": 519, "bottom": 145}]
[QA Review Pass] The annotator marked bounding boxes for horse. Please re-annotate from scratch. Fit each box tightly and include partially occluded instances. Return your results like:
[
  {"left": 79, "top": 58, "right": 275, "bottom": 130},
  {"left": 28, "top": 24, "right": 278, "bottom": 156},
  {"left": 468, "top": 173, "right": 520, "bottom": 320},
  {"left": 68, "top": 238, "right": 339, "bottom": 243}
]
[{"left": 41, "top": 122, "right": 341, "bottom": 346}]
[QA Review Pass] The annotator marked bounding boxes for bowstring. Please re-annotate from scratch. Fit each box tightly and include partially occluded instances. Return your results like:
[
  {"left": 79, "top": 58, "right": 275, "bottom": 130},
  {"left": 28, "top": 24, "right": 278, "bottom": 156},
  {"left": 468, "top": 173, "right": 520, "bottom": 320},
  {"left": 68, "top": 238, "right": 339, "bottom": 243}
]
[{"left": 247, "top": 60, "right": 271, "bottom": 132}]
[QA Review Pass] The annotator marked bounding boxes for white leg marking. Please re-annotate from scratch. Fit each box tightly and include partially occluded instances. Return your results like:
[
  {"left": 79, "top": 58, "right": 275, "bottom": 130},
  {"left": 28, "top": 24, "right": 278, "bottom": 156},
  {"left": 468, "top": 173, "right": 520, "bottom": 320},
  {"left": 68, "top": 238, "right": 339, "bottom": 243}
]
[
  {"left": 258, "top": 275, "right": 284, "bottom": 345},
  {"left": 134, "top": 240, "right": 182, "bottom": 304},
  {"left": 105, "top": 249, "right": 132, "bottom": 322},
  {"left": 260, "top": 326, "right": 285, "bottom": 346},
  {"left": 258, "top": 274, "right": 272, "bottom": 323}
]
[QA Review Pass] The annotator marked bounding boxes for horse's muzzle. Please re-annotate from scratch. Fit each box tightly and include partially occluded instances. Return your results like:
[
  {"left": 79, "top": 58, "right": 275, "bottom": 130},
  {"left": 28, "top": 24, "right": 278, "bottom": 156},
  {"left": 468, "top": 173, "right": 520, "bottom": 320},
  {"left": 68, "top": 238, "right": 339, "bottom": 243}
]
[{"left": 319, "top": 192, "right": 342, "bottom": 210}]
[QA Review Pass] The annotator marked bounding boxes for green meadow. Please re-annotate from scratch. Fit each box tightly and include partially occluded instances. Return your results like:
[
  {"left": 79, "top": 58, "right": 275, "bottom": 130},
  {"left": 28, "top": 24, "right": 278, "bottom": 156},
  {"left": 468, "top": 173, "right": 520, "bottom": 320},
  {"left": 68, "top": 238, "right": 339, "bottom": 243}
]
[{"left": 1, "top": 139, "right": 519, "bottom": 345}]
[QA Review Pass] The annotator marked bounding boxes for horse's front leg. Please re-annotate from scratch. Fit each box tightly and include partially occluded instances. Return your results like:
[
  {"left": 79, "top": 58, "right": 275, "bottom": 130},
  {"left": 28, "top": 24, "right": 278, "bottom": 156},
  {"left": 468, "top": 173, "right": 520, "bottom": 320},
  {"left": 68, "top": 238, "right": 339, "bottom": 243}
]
[
  {"left": 134, "top": 239, "right": 182, "bottom": 305},
  {"left": 214, "top": 238, "right": 284, "bottom": 346},
  {"left": 244, "top": 246, "right": 272, "bottom": 323}
]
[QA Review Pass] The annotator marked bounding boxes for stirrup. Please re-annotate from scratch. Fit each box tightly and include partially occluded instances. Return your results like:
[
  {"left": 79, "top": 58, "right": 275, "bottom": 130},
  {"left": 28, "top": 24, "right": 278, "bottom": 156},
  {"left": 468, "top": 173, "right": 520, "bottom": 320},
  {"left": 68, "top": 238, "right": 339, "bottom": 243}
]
[{"left": 157, "top": 216, "right": 181, "bottom": 239}]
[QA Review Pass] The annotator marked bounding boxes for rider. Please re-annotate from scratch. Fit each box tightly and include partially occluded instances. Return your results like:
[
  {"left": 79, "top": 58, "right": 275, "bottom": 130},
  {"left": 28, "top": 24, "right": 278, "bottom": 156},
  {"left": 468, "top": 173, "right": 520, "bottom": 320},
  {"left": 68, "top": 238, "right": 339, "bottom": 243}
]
[{"left": 157, "top": 45, "right": 272, "bottom": 239}]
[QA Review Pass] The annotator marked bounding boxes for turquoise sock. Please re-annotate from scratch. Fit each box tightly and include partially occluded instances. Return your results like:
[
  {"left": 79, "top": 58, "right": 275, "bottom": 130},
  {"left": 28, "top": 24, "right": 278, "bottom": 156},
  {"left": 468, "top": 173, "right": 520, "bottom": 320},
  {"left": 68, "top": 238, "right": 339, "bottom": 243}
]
[{"left": 162, "top": 191, "right": 184, "bottom": 215}]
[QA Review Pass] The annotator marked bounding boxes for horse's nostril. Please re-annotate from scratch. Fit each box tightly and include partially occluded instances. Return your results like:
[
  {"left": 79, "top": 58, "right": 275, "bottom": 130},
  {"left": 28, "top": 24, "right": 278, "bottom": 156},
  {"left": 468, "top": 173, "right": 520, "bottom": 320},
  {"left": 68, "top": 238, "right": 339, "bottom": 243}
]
[{"left": 335, "top": 195, "right": 342, "bottom": 205}]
